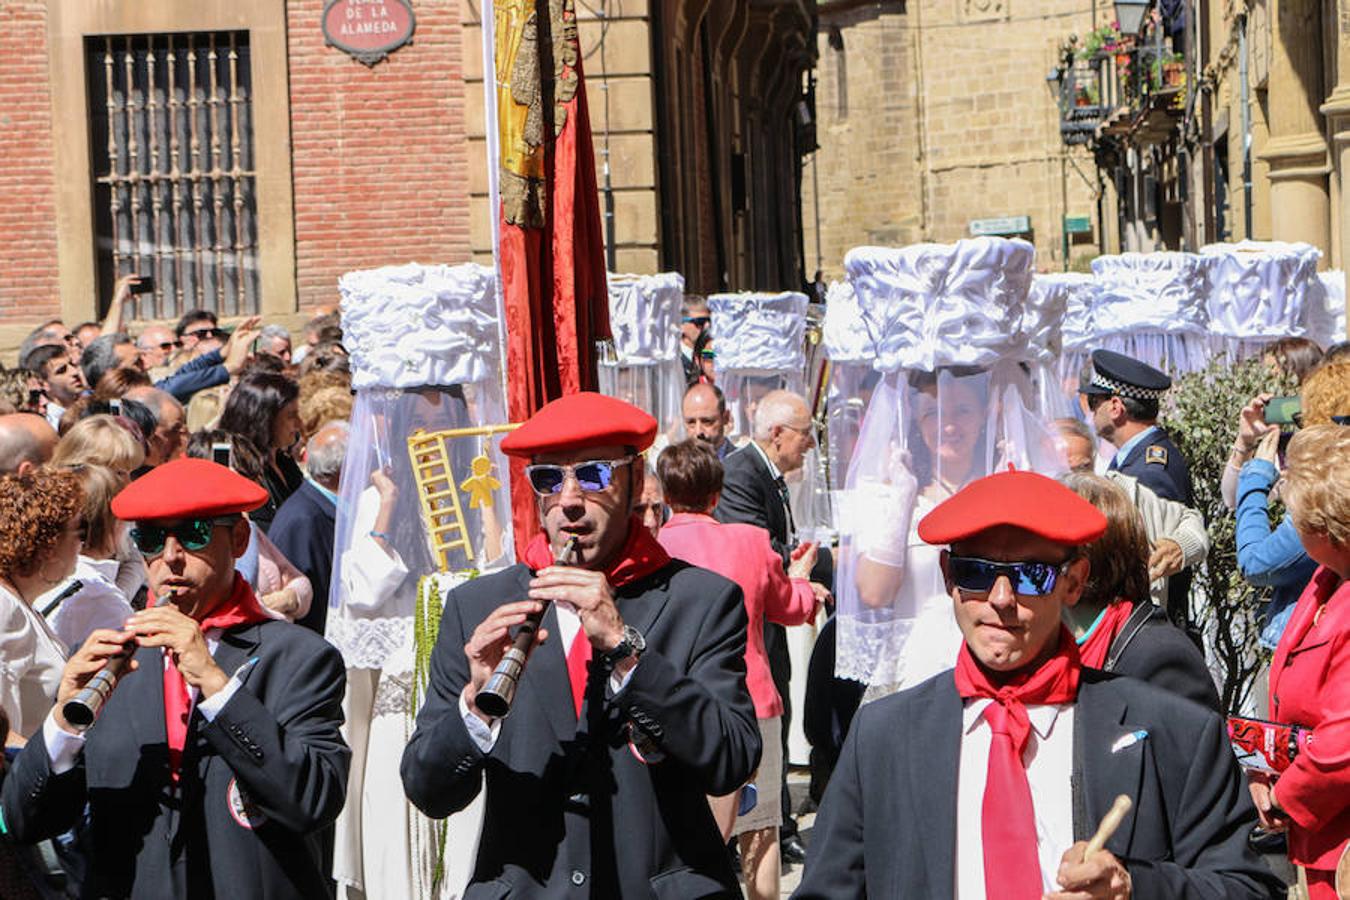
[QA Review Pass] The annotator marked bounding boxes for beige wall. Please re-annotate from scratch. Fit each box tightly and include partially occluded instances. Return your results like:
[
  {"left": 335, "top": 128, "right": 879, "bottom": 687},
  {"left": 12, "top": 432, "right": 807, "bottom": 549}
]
[{"left": 804, "top": 0, "right": 1101, "bottom": 280}]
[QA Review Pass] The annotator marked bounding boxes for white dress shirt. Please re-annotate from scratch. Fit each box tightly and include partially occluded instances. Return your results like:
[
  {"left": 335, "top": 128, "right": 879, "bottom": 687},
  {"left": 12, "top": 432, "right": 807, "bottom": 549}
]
[{"left": 954, "top": 699, "right": 1077, "bottom": 900}]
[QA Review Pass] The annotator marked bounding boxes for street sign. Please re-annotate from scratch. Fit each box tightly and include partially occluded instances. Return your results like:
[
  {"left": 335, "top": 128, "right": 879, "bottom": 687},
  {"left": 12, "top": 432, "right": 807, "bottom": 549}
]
[
  {"left": 1063, "top": 215, "right": 1092, "bottom": 234},
  {"left": 969, "top": 215, "right": 1031, "bottom": 236},
  {"left": 323, "top": 0, "right": 416, "bottom": 66}
]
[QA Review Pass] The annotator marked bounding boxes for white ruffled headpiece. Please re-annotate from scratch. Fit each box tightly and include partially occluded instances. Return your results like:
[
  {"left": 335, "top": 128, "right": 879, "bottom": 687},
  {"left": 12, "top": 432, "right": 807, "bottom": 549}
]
[
  {"left": 1033, "top": 272, "right": 1096, "bottom": 353},
  {"left": 1199, "top": 241, "right": 1319, "bottom": 340},
  {"left": 821, "top": 281, "right": 876, "bottom": 363},
  {"left": 605, "top": 272, "right": 685, "bottom": 365},
  {"left": 844, "top": 237, "right": 1038, "bottom": 372},
  {"left": 709, "top": 291, "right": 809, "bottom": 372},
  {"left": 1089, "top": 252, "right": 1210, "bottom": 337},
  {"left": 340, "top": 262, "right": 500, "bottom": 391}
]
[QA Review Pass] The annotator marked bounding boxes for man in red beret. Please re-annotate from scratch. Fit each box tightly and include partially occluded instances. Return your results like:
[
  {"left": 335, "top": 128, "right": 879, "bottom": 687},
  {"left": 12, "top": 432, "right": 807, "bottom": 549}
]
[
  {"left": 401, "top": 392, "right": 760, "bottom": 898},
  {"left": 795, "top": 469, "right": 1283, "bottom": 900},
  {"left": 1, "top": 458, "right": 349, "bottom": 899}
]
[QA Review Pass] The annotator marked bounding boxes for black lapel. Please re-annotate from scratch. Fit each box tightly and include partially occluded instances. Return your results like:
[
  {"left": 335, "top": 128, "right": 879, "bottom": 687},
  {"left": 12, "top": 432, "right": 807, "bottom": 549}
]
[
  {"left": 125, "top": 643, "right": 168, "bottom": 750},
  {"left": 747, "top": 448, "right": 787, "bottom": 542},
  {"left": 912, "top": 676, "right": 961, "bottom": 895},
  {"left": 186, "top": 622, "right": 263, "bottom": 765},
  {"left": 1072, "top": 677, "right": 1144, "bottom": 851}
]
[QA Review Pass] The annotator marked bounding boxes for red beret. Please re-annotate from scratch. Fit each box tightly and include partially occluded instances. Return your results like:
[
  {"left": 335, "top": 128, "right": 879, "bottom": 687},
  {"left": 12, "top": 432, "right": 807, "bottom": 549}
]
[
  {"left": 500, "top": 392, "right": 658, "bottom": 458},
  {"left": 111, "top": 458, "right": 269, "bottom": 521},
  {"left": 917, "top": 469, "right": 1107, "bottom": 546}
]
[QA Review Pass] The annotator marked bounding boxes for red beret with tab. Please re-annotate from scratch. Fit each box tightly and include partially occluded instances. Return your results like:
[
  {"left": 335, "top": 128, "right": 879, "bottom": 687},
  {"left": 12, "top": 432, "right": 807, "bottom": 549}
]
[
  {"left": 111, "top": 457, "right": 269, "bottom": 521},
  {"left": 917, "top": 469, "right": 1107, "bottom": 546},
  {"left": 500, "top": 392, "right": 658, "bottom": 458}
]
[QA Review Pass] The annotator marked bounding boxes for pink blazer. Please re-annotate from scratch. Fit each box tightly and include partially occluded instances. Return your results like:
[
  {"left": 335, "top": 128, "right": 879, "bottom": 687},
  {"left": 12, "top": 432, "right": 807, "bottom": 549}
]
[{"left": 658, "top": 512, "right": 817, "bottom": 718}]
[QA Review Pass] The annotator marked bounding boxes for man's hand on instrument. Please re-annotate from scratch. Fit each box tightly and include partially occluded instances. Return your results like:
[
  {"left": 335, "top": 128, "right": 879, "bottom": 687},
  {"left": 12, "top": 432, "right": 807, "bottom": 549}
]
[
  {"left": 54, "top": 628, "right": 138, "bottom": 734},
  {"left": 529, "top": 567, "right": 625, "bottom": 653},
  {"left": 1047, "top": 842, "right": 1132, "bottom": 899},
  {"left": 463, "top": 600, "right": 549, "bottom": 723},
  {"left": 127, "top": 607, "right": 229, "bottom": 698}
]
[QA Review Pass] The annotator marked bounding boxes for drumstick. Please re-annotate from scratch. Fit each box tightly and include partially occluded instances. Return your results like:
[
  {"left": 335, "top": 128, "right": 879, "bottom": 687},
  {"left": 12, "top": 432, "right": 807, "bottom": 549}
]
[{"left": 1084, "top": 795, "right": 1133, "bottom": 858}]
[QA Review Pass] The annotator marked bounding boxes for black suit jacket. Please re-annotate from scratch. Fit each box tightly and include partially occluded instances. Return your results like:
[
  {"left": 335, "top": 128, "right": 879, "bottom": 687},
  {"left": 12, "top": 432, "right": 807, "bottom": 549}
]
[
  {"left": 1105, "top": 600, "right": 1221, "bottom": 712},
  {"left": 1, "top": 619, "right": 349, "bottom": 900},
  {"left": 268, "top": 479, "right": 338, "bottom": 634},
  {"left": 401, "top": 560, "right": 760, "bottom": 899},
  {"left": 715, "top": 444, "right": 791, "bottom": 565},
  {"left": 795, "top": 670, "right": 1283, "bottom": 899}
]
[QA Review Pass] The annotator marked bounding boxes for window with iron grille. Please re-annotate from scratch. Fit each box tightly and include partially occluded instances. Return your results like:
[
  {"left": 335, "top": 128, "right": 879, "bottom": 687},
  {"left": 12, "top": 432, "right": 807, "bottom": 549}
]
[{"left": 87, "top": 32, "right": 259, "bottom": 321}]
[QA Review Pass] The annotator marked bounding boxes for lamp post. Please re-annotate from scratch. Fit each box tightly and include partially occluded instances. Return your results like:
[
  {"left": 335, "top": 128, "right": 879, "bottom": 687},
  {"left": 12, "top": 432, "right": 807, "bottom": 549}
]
[{"left": 1114, "top": 0, "right": 1150, "bottom": 35}]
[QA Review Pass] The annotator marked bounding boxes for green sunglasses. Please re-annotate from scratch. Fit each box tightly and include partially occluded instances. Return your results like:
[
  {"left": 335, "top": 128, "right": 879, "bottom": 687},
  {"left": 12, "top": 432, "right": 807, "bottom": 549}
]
[{"left": 130, "top": 517, "right": 239, "bottom": 557}]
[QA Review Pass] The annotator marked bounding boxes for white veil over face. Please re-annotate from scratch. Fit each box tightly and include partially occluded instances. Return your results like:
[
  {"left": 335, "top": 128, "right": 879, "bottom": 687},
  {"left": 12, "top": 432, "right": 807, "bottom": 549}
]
[
  {"left": 710, "top": 290, "right": 830, "bottom": 534},
  {"left": 821, "top": 280, "right": 880, "bottom": 490},
  {"left": 833, "top": 239, "right": 1067, "bottom": 694},
  {"left": 598, "top": 272, "right": 686, "bottom": 451},
  {"left": 328, "top": 263, "right": 512, "bottom": 671}
]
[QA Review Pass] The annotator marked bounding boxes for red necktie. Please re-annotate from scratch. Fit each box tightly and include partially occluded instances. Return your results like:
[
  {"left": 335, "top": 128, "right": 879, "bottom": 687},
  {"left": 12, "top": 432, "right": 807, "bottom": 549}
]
[
  {"left": 953, "top": 626, "right": 1083, "bottom": 900},
  {"left": 566, "top": 626, "right": 592, "bottom": 719},
  {"left": 980, "top": 701, "right": 1042, "bottom": 898},
  {"left": 161, "top": 574, "right": 271, "bottom": 783}
]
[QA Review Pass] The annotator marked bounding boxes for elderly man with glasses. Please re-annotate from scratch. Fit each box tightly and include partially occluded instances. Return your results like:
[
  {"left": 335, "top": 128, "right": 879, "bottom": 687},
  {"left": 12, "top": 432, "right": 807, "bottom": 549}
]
[
  {"left": 796, "top": 468, "right": 1283, "bottom": 900},
  {"left": 1, "top": 457, "right": 349, "bottom": 899},
  {"left": 402, "top": 392, "right": 760, "bottom": 899}
]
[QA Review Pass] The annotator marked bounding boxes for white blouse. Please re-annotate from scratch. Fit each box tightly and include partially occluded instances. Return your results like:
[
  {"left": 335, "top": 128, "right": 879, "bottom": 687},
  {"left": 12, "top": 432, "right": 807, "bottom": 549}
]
[
  {"left": 43, "top": 556, "right": 135, "bottom": 653},
  {"left": 0, "top": 584, "right": 69, "bottom": 738}
]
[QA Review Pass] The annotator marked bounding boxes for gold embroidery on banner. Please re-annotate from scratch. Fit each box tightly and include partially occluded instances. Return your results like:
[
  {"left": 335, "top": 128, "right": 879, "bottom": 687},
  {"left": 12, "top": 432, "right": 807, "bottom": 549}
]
[{"left": 495, "top": 0, "right": 580, "bottom": 228}]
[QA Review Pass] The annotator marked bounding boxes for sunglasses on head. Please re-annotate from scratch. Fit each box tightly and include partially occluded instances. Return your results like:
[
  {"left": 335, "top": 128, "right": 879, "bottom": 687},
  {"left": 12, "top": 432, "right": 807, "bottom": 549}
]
[
  {"left": 946, "top": 553, "right": 1072, "bottom": 597},
  {"left": 130, "top": 516, "right": 238, "bottom": 557},
  {"left": 524, "top": 456, "right": 635, "bottom": 496}
]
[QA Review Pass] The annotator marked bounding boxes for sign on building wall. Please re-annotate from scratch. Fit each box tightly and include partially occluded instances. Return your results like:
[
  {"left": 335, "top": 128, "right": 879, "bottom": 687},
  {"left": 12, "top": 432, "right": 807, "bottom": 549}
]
[
  {"left": 969, "top": 215, "right": 1031, "bottom": 236},
  {"left": 322, "top": 0, "right": 415, "bottom": 66}
]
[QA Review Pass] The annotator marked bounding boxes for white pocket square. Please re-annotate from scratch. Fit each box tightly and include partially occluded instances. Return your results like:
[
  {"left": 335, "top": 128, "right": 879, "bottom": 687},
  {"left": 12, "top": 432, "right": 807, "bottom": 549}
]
[{"left": 1112, "top": 730, "right": 1149, "bottom": 753}]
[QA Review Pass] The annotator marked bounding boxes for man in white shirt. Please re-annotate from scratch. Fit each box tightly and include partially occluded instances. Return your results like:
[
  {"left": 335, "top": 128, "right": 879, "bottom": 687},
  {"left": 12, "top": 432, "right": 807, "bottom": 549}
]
[{"left": 795, "top": 468, "right": 1282, "bottom": 900}]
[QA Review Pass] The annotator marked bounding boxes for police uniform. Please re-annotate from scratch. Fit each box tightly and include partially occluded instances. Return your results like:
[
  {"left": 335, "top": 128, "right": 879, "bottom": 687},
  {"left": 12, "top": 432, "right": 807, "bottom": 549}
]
[
  {"left": 1081, "top": 350, "right": 1195, "bottom": 627},
  {"left": 1081, "top": 349, "right": 1192, "bottom": 505}
]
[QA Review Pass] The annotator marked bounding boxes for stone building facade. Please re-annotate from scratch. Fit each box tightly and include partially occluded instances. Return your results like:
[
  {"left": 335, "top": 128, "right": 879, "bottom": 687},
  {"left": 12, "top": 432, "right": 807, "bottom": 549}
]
[
  {"left": 0, "top": 0, "right": 815, "bottom": 358},
  {"left": 803, "top": 0, "right": 1103, "bottom": 280}
]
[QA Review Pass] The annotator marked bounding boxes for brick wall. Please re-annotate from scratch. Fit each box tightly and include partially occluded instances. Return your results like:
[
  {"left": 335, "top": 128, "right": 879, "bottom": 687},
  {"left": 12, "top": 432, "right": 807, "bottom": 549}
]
[
  {"left": 287, "top": 0, "right": 472, "bottom": 311},
  {"left": 0, "top": 0, "right": 61, "bottom": 324}
]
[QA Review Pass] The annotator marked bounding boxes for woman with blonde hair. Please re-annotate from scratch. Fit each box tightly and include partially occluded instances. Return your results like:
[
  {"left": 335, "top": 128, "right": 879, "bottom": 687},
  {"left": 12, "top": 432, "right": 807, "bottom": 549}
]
[
  {"left": 50, "top": 414, "right": 145, "bottom": 475},
  {"left": 1251, "top": 424, "right": 1350, "bottom": 899},
  {"left": 1060, "top": 471, "right": 1220, "bottom": 710},
  {"left": 0, "top": 469, "right": 80, "bottom": 738},
  {"left": 42, "top": 464, "right": 136, "bottom": 650}
]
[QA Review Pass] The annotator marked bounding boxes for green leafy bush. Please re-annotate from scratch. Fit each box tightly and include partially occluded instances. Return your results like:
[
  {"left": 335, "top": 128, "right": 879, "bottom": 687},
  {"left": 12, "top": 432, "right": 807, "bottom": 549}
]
[{"left": 1167, "top": 355, "right": 1293, "bottom": 713}]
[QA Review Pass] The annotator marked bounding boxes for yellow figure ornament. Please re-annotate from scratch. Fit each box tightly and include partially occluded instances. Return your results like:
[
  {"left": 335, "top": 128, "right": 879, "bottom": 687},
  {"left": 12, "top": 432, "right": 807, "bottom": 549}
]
[{"left": 459, "top": 454, "right": 501, "bottom": 510}]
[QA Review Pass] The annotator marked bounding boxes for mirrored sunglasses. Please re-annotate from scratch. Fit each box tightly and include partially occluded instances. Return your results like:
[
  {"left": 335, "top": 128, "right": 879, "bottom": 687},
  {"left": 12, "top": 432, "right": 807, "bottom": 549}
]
[
  {"left": 130, "top": 517, "right": 237, "bottom": 557},
  {"left": 947, "top": 554, "right": 1070, "bottom": 597},
  {"left": 524, "top": 456, "right": 634, "bottom": 496}
]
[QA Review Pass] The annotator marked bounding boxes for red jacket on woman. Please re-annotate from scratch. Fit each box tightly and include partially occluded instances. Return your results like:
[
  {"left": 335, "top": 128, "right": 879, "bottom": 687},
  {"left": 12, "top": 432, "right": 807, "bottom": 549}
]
[
  {"left": 1269, "top": 566, "right": 1350, "bottom": 871},
  {"left": 658, "top": 512, "right": 817, "bottom": 718}
]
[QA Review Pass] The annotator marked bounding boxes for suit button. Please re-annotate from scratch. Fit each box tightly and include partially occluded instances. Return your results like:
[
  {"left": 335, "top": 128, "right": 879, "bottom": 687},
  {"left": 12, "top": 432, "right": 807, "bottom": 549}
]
[{"left": 570, "top": 870, "right": 586, "bottom": 886}]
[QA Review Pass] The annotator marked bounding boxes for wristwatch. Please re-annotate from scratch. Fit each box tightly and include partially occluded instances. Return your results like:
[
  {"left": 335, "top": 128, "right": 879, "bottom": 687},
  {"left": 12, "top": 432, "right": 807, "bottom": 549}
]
[{"left": 600, "top": 625, "right": 646, "bottom": 669}]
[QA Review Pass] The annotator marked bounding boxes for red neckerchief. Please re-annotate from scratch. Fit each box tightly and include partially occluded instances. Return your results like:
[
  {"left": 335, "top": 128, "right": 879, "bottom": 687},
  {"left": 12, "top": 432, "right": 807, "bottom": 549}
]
[
  {"left": 521, "top": 518, "right": 671, "bottom": 587},
  {"left": 953, "top": 626, "right": 1082, "bottom": 899},
  {"left": 163, "top": 573, "right": 271, "bottom": 782},
  {"left": 1075, "top": 601, "right": 1136, "bottom": 669}
]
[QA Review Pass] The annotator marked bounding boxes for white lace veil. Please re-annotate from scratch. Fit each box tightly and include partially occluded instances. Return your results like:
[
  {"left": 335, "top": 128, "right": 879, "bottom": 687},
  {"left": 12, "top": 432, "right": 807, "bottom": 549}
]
[
  {"left": 834, "top": 239, "right": 1067, "bottom": 691},
  {"left": 327, "top": 263, "right": 512, "bottom": 670},
  {"left": 598, "top": 272, "right": 686, "bottom": 451}
]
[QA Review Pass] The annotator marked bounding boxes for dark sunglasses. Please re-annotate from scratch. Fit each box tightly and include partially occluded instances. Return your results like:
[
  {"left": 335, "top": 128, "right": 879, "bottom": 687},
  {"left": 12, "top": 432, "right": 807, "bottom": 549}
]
[
  {"left": 1333, "top": 415, "right": 1350, "bottom": 426},
  {"left": 185, "top": 327, "right": 226, "bottom": 341},
  {"left": 682, "top": 316, "right": 711, "bottom": 327},
  {"left": 946, "top": 553, "right": 1072, "bottom": 597},
  {"left": 147, "top": 340, "right": 180, "bottom": 352},
  {"left": 130, "top": 516, "right": 237, "bottom": 557},
  {"left": 524, "top": 456, "right": 634, "bottom": 496}
]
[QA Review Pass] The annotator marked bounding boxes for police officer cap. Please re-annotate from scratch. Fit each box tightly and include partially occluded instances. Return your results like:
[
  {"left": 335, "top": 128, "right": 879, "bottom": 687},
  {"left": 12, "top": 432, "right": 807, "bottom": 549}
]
[{"left": 1080, "top": 349, "right": 1172, "bottom": 401}]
